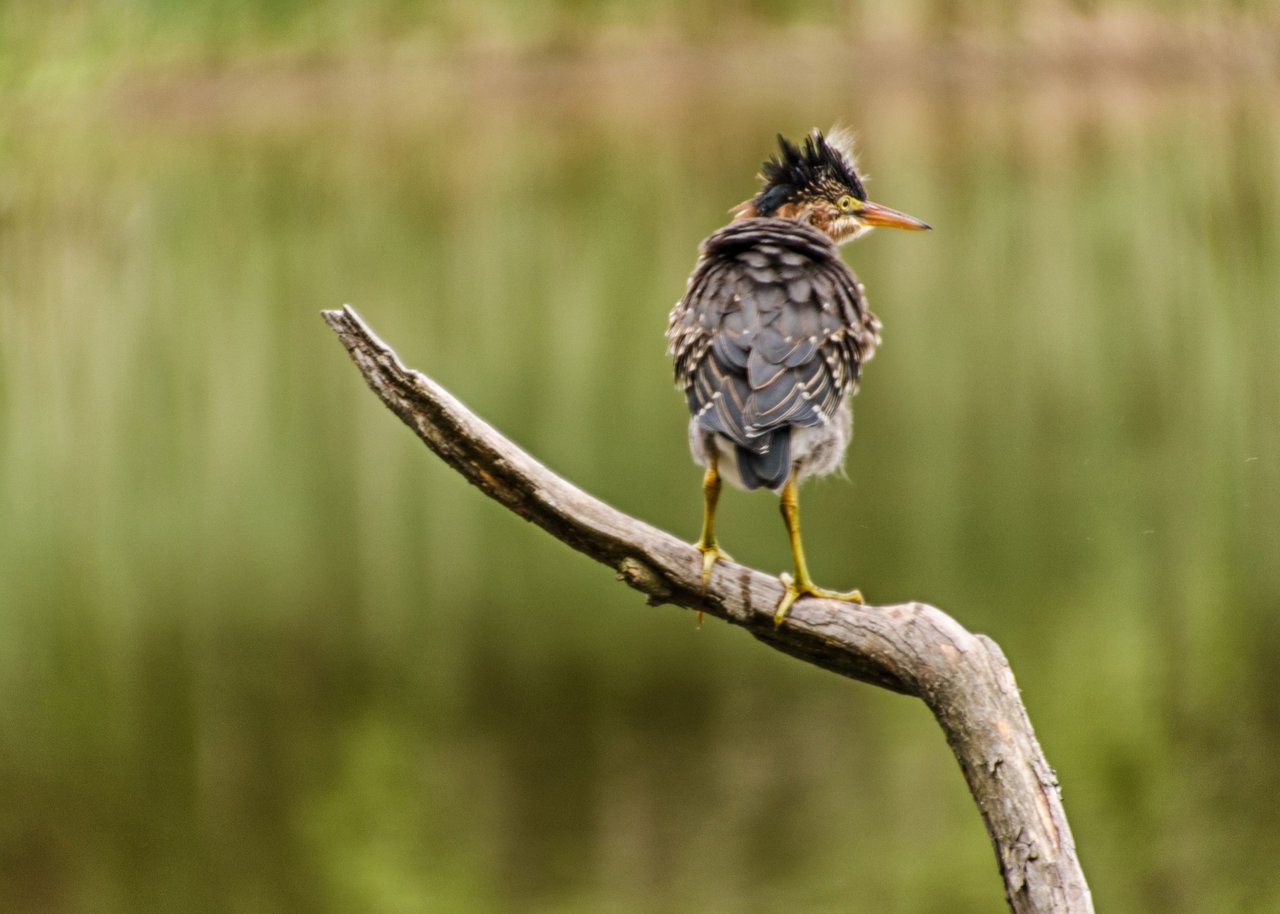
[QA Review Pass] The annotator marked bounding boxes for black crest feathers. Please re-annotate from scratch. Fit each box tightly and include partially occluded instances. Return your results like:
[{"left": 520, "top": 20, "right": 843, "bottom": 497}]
[{"left": 755, "top": 130, "right": 866, "bottom": 216}]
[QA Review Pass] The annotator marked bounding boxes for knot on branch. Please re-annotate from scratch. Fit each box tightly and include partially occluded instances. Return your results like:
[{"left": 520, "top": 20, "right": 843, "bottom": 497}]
[{"left": 616, "top": 556, "right": 673, "bottom": 605}]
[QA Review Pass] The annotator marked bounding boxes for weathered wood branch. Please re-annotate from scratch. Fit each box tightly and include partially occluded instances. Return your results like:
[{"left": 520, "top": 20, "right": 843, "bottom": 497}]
[{"left": 322, "top": 305, "right": 1094, "bottom": 914}]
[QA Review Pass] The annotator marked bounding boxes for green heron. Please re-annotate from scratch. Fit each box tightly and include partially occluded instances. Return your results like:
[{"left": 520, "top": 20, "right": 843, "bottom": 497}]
[{"left": 666, "top": 129, "right": 929, "bottom": 624}]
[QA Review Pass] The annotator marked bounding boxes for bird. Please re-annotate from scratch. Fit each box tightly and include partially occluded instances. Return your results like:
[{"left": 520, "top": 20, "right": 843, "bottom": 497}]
[{"left": 666, "top": 129, "right": 930, "bottom": 625}]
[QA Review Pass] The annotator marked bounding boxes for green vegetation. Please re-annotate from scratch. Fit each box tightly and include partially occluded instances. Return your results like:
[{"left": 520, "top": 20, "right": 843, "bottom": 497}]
[{"left": 4, "top": 0, "right": 1278, "bottom": 93}]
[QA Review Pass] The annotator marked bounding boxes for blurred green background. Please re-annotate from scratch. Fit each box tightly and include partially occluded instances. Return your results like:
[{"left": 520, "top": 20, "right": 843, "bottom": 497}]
[{"left": 2, "top": 2, "right": 1279, "bottom": 912}]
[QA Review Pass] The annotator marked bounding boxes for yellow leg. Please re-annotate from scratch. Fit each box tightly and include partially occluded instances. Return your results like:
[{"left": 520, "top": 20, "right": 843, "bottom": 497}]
[
  {"left": 695, "top": 453, "right": 732, "bottom": 582},
  {"left": 774, "top": 475, "right": 863, "bottom": 626}
]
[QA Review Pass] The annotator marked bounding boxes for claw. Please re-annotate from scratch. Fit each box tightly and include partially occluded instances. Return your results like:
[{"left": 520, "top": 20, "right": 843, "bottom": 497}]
[
  {"left": 693, "top": 541, "right": 732, "bottom": 628},
  {"left": 773, "top": 572, "right": 864, "bottom": 627},
  {"left": 697, "top": 541, "right": 733, "bottom": 583}
]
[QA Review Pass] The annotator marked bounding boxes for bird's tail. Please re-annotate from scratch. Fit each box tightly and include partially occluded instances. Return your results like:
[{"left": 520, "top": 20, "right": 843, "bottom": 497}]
[{"left": 735, "top": 429, "right": 792, "bottom": 492}]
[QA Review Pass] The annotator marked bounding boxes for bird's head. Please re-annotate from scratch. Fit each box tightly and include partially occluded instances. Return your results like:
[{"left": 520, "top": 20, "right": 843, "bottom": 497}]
[{"left": 732, "top": 129, "right": 930, "bottom": 244}]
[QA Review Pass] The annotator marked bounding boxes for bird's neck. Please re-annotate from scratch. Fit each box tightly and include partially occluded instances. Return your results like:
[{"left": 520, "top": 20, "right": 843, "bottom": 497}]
[{"left": 730, "top": 199, "right": 809, "bottom": 223}]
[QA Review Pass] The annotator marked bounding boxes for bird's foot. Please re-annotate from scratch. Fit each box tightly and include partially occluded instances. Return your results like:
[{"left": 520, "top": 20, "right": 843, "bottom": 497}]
[
  {"left": 693, "top": 541, "right": 733, "bottom": 628},
  {"left": 773, "top": 572, "right": 864, "bottom": 626},
  {"left": 696, "top": 540, "right": 733, "bottom": 583}
]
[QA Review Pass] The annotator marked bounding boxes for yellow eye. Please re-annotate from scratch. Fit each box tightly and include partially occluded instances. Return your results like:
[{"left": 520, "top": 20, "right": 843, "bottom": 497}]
[{"left": 837, "top": 195, "right": 859, "bottom": 213}]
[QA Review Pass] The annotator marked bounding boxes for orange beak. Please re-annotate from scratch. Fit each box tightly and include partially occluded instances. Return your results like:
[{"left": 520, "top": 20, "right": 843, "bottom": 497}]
[{"left": 858, "top": 200, "right": 931, "bottom": 231}]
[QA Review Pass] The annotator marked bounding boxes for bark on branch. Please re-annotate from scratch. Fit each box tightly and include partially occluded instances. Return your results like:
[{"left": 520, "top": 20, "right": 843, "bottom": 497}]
[{"left": 321, "top": 305, "right": 1094, "bottom": 914}]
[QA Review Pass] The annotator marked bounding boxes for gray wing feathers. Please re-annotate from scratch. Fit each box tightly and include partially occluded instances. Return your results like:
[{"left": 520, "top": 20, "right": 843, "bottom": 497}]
[{"left": 666, "top": 219, "right": 878, "bottom": 464}]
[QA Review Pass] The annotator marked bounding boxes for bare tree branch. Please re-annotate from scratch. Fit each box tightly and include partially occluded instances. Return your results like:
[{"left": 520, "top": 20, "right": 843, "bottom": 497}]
[{"left": 321, "top": 304, "right": 1094, "bottom": 914}]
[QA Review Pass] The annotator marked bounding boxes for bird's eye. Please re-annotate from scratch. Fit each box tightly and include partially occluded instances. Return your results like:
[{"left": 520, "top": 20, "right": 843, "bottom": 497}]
[{"left": 837, "top": 195, "right": 859, "bottom": 213}]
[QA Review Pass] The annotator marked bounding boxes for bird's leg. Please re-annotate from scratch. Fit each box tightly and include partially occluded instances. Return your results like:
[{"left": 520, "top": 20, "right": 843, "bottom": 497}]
[
  {"left": 774, "top": 475, "right": 864, "bottom": 626},
  {"left": 695, "top": 454, "right": 732, "bottom": 582}
]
